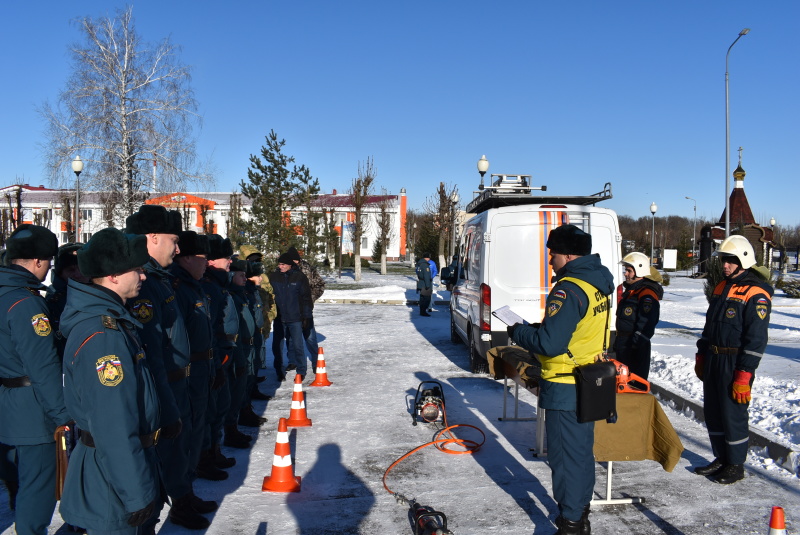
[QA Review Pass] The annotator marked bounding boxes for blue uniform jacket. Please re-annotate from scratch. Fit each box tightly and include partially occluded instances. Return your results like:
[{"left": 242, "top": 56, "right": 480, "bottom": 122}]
[
  {"left": 415, "top": 259, "right": 432, "bottom": 290},
  {"left": 698, "top": 270, "right": 773, "bottom": 374},
  {"left": 268, "top": 268, "right": 312, "bottom": 323},
  {"left": 512, "top": 254, "right": 615, "bottom": 410},
  {"left": 0, "top": 265, "right": 70, "bottom": 445},
  {"left": 59, "top": 281, "right": 161, "bottom": 530},
  {"left": 129, "top": 258, "right": 191, "bottom": 426},
  {"left": 46, "top": 275, "right": 70, "bottom": 360},
  {"left": 230, "top": 282, "right": 256, "bottom": 372},
  {"left": 614, "top": 278, "right": 662, "bottom": 353},
  {"left": 202, "top": 268, "right": 238, "bottom": 370},
  {"left": 171, "top": 265, "right": 213, "bottom": 356}
]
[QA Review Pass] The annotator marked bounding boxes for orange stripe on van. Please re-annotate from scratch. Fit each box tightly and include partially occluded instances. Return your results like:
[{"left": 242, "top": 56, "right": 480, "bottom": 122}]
[{"left": 537, "top": 211, "right": 569, "bottom": 319}]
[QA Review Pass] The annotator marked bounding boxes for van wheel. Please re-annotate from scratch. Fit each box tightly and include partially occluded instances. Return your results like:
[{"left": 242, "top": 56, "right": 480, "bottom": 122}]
[
  {"left": 468, "top": 328, "right": 489, "bottom": 374},
  {"left": 450, "top": 315, "right": 461, "bottom": 344}
]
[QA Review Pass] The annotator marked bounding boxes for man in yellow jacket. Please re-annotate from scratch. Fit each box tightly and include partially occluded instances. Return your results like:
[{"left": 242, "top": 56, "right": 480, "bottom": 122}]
[{"left": 508, "top": 225, "right": 614, "bottom": 535}]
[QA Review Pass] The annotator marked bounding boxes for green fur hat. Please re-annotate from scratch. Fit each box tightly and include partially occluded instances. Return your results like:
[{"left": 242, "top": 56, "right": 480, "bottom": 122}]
[
  {"left": 124, "top": 205, "right": 182, "bottom": 235},
  {"left": 6, "top": 224, "right": 59, "bottom": 260},
  {"left": 78, "top": 228, "right": 149, "bottom": 278},
  {"left": 546, "top": 225, "right": 592, "bottom": 256}
]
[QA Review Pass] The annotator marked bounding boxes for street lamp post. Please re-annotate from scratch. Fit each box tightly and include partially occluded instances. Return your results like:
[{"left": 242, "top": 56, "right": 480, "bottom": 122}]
[
  {"left": 650, "top": 202, "right": 658, "bottom": 266},
  {"left": 725, "top": 28, "right": 750, "bottom": 238},
  {"left": 71, "top": 156, "right": 84, "bottom": 243},
  {"left": 450, "top": 191, "right": 459, "bottom": 258},
  {"left": 409, "top": 222, "right": 417, "bottom": 267},
  {"left": 477, "top": 155, "right": 489, "bottom": 190},
  {"left": 685, "top": 196, "right": 697, "bottom": 273}
]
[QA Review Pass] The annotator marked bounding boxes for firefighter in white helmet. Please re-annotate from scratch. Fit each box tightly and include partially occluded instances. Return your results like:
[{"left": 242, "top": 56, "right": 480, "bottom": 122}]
[
  {"left": 613, "top": 252, "right": 662, "bottom": 380},
  {"left": 693, "top": 235, "right": 773, "bottom": 484}
]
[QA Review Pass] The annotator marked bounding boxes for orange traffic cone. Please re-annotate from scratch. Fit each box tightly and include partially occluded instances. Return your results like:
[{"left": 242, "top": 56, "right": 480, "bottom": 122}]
[
  {"left": 768, "top": 506, "right": 786, "bottom": 534},
  {"left": 286, "top": 374, "right": 312, "bottom": 427},
  {"left": 310, "top": 347, "right": 332, "bottom": 387},
  {"left": 261, "top": 418, "right": 301, "bottom": 493}
]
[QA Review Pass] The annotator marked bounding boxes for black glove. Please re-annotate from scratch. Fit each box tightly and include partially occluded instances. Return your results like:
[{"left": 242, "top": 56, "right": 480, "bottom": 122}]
[
  {"left": 161, "top": 418, "right": 182, "bottom": 439},
  {"left": 507, "top": 323, "right": 521, "bottom": 339},
  {"left": 128, "top": 500, "right": 155, "bottom": 527}
]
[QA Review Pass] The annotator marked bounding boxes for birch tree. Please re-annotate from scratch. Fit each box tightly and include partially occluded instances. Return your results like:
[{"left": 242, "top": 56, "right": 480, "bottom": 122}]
[{"left": 349, "top": 157, "right": 375, "bottom": 282}]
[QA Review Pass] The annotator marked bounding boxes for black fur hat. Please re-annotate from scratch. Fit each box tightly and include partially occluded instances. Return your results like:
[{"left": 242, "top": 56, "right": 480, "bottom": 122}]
[
  {"left": 6, "top": 224, "right": 59, "bottom": 260},
  {"left": 177, "top": 231, "right": 210, "bottom": 256},
  {"left": 78, "top": 228, "right": 149, "bottom": 278},
  {"left": 277, "top": 252, "right": 295, "bottom": 265},
  {"left": 246, "top": 261, "right": 264, "bottom": 278},
  {"left": 207, "top": 235, "right": 234, "bottom": 260},
  {"left": 546, "top": 225, "right": 592, "bottom": 256},
  {"left": 230, "top": 259, "right": 247, "bottom": 272},
  {"left": 54, "top": 243, "right": 84, "bottom": 277},
  {"left": 124, "top": 205, "right": 182, "bottom": 235}
]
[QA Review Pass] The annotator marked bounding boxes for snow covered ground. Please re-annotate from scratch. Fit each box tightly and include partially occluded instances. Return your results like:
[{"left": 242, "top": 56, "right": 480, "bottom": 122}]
[{"left": 2, "top": 266, "right": 798, "bottom": 534}]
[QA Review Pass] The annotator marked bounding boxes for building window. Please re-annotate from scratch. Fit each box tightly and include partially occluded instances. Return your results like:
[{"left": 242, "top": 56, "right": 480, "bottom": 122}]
[
  {"left": 81, "top": 232, "right": 93, "bottom": 242},
  {"left": 361, "top": 237, "right": 368, "bottom": 250},
  {"left": 81, "top": 209, "right": 93, "bottom": 221}
]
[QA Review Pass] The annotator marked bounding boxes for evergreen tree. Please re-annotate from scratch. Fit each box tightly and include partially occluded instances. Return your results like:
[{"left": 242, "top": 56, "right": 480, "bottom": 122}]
[
  {"left": 240, "top": 130, "right": 304, "bottom": 256},
  {"left": 295, "top": 164, "right": 323, "bottom": 258}
]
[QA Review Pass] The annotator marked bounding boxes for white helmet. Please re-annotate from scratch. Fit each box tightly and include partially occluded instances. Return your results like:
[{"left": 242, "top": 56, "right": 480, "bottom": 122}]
[
  {"left": 712, "top": 235, "right": 756, "bottom": 269},
  {"left": 620, "top": 252, "right": 650, "bottom": 278}
]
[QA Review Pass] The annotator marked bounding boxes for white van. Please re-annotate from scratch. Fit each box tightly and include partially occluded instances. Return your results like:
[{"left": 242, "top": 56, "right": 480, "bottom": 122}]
[{"left": 450, "top": 175, "right": 622, "bottom": 373}]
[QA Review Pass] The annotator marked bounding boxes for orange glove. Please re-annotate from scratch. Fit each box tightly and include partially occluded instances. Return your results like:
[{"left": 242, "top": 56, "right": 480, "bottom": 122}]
[
  {"left": 732, "top": 370, "right": 753, "bottom": 404},
  {"left": 694, "top": 354, "right": 704, "bottom": 380}
]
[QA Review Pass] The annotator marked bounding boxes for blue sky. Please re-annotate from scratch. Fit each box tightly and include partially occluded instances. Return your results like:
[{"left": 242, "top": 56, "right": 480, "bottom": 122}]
[{"left": 2, "top": 1, "right": 798, "bottom": 227}]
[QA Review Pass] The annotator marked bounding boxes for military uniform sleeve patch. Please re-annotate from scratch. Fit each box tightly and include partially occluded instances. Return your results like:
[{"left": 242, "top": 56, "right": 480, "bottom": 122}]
[
  {"left": 623, "top": 306, "right": 634, "bottom": 316},
  {"left": 31, "top": 314, "right": 52, "bottom": 336},
  {"left": 131, "top": 299, "right": 154, "bottom": 323},
  {"left": 102, "top": 315, "right": 119, "bottom": 330},
  {"left": 553, "top": 289, "right": 567, "bottom": 300},
  {"left": 725, "top": 307, "right": 736, "bottom": 319},
  {"left": 756, "top": 303, "right": 768, "bottom": 320},
  {"left": 96, "top": 355, "right": 124, "bottom": 386},
  {"left": 642, "top": 297, "right": 653, "bottom": 314},
  {"left": 547, "top": 300, "right": 563, "bottom": 317}
]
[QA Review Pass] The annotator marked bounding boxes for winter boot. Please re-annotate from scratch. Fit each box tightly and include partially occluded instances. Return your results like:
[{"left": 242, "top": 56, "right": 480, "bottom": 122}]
[
  {"left": 223, "top": 425, "right": 252, "bottom": 449},
  {"left": 214, "top": 445, "right": 236, "bottom": 469},
  {"left": 580, "top": 505, "right": 591, "bottom": 535},
  {"left": 239, "top": 405, "right": 267, "bottom": 427},
  {"left": 168, "top": 493, "right": 211, "bottom": 530},
  {"left": 694, "top": 458, "right": 725, "bottom": 476},
  {"left": 712, "top": 464, "right": 744, "bottom": 484},
  {"left": 555, "top": 515, "right": 582, "bottom": 535},
  {"left": 189, "top": 491, "right": 218, "bottom": 514},
  {"left": 196, "top": 450, "right": 228, "bottom": 481}
]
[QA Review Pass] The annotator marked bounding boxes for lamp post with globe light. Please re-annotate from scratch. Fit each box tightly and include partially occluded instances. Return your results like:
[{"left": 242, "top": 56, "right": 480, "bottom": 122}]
[
  {"left": 450, "top": 191, "right": 460, "bottom": 257},
  {"left": 725, "top": 28, "right": 750, "bottom": 237},
  {"left": 477, "top": 155, "right": 489, "bottom": 190},
  {"left": 650, "top": 202, "right": 658, "bottom": 266},
  {"left": 71, "top": 156, "right": 84, "bottom": 242}
]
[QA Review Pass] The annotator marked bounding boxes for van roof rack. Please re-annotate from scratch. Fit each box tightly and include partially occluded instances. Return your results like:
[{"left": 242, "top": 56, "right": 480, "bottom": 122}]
[{"left": 466, "top": 176, "right": 613, "bottom": 214}]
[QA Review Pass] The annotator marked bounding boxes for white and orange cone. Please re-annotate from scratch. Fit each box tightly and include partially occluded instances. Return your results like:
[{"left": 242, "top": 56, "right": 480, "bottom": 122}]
[
  {"left": 310, "top": 347, "right": 332, "bottom": 387},
  {"left": 286, "top": 373, "right": 312, "bottom": 427},
  {"left": 261, "top": 418, "right": 301, "bottom": 493},
  {"left": 768, "top": 506, "right": 786, "bottom": 534}
]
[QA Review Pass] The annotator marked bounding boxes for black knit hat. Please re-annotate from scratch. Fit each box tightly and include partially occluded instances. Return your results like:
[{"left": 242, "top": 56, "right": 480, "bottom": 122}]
[
  {"left": 177, "top": 231, "right": 210, "bottom": 256},
  {"left": 207, "top": 235, "right": 234, "bottom": 260},
  {"left": 245, "top": 251, "right": 263, "bottom": 262},
  {"left": 54, "top": 243, "right": 83, "bottom": 277},
  {"left": 230, "top": 259, "right": 247, "bottom": 272},
  {"left": 124, "top": 205, "right": 182, "bottom": 235},
  {"left": 277, "top": 252, "right": 295, "bottom": 265},
  {"left": 78, "top": 228, "right": 149, "bottom": 278},
  {"left": 546, "top": 225, "right": 592, "bottom": 256},
  {"left": 246, "top": 261, "right": 264, "bottom": 278},
  {"left": 6, "top": 224, "right": 59, "bottom": 260},
  {"left": 286, "top": 246, "right": 302, "bottom": 262}
]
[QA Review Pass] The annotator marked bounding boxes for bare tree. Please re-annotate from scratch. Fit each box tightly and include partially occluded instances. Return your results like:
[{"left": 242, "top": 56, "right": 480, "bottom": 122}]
[
  {"left": 423, "top": 181, "right": 459, "bottom": 273},
  {"left": 349, "top": 157, "right": 376, "bottom": 281},
  {"left": 404, "top": 209, "right": 420, "bottom": 266},
  {"left": 374, "top": 189, "right": 394, "bottom": 275},
  {"left": 39, "top": 6, "right": 210, "bottom": 216}
]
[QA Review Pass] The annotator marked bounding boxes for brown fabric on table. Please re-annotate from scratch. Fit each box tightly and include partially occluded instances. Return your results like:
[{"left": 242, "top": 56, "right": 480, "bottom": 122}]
[
  {"left": 487, "top": 346, "right": 541, "bottom": 389},
  {"left": 594, "top": 393, "right": 684, "bottom": 472}
]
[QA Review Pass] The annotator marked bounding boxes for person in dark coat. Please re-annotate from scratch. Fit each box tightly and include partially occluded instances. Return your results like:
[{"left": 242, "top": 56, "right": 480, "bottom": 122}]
[
  {"left": 46, "top": 242, "right": 89, "bottom": 360},
  {"left": 171, "top": 232, "right": 221, "bottom": 506},
  {"left": 508, "top": 225, "right": 614, "bottom": 535},
  {"left": 693, "top": 235, "right": 773, "bottom": 485},
  {"left": 125, "top": 205, "right": 212, "bottom": 529},
  {"left": 415, "top": 253, "right": 433, "bottom": 316},
  {"left": 0, "top": 225, "right": 71, "bottom": 535},
  {"left": 614, "top": 252, "right": 663, "bottom": 380},
  {"left": 268, "top": 253, "right": 313, "bottom": 377},
  {"left": 59, "top": 227, "right": 160, "bottom": 534}
]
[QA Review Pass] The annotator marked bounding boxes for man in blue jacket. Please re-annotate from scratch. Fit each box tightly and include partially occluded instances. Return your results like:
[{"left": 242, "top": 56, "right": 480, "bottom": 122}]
[
  {"left": 415, "top": 253, "right": 433, "bottom": 317},
  {"left": 125, "top": 205, "right": 212, "bottom": 529},
  {"left": 508, "top": 225, "right": 614, "bottom": 535},
  {"left": 59, "top": 227, "right": 160, "bottom": 534},
  {"left": 268, "top": 252, "right": 313, "bottom": 378},
  {"left": 0, "top": 224, "right": 71, "bottom": 535}
]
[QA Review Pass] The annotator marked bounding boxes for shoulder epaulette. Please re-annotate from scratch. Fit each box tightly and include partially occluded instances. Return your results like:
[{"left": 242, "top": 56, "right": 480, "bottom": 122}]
[{"left": 101, "top": 315, "right": 119, "bottom": 330}]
